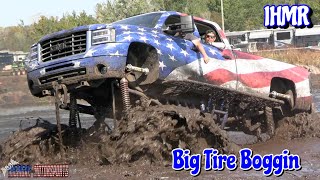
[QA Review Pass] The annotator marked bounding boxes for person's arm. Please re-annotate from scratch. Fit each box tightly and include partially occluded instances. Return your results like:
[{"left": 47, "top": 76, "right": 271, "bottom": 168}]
[{"left": 192, "top": 39, "right": 210, "bottom": 64}]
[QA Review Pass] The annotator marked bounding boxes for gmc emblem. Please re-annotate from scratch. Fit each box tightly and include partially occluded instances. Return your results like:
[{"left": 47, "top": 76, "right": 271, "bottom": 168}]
[{"left": 50, "top": 42, "right": 71, "bottom": 52}]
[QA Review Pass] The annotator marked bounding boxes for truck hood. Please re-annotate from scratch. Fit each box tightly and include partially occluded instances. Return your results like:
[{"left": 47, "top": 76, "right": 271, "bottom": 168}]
[
  {"left": 38, "top": 23, "right": 157, "bottom": 43},
  {"left": 39, "top": 24, "right": 113, "bottom": 43}
]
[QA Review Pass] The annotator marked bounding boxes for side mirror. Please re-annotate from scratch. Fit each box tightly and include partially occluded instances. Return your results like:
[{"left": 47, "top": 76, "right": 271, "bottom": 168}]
[
  {"left": 165, "top": 15, "right": 195, "bottom": 34},
  {"left": 180, "top": 15, "right": 195, "bottom": 33}
]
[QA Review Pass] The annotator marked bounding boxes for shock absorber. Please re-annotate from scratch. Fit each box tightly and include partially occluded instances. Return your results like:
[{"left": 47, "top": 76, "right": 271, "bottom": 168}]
[
  {"left": 69, "top": 93, "right": 78, "bottom": 130},
  {"left": 68, "top": 92, "right": 80, "bottom": 146},
  {"left": 120, "top": 78, "right": 131, "bottom": 112}
]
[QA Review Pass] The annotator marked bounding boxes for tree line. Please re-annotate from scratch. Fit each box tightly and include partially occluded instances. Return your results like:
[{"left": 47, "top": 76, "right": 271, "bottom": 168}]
[{"left": 0, "top": 0, "right": 319, "bottom": 52}]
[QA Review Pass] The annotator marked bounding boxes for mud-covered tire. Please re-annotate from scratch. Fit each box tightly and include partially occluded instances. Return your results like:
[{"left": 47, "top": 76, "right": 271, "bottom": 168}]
[{"left": 264, "top": 106, "right": 275, "bottom": 137}]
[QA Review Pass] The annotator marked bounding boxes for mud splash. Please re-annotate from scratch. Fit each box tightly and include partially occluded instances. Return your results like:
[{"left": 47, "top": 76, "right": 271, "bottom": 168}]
[
  {"left": 0, "top": 105, "right": 240, "bottom": 167},
  {"left": 275, "top": 112, "right": 320, "bottom": 140}
]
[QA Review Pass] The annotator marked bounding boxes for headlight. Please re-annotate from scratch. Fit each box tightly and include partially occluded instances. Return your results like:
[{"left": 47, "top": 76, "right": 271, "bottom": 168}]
[
  {"left": 28, "top": 45, "right": 38, "bottom": 61},
  {"left": 25, "top": 44, "right": 39, "bottom": 70},
  {"left": 92, "top": 29, "right": 116, "bottom": 45}
]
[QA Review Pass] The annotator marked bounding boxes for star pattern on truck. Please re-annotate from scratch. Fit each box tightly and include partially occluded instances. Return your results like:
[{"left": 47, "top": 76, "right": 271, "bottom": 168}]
[
  {"left": 139, "top": 36, "right": 148, "bottom": 43},
  {"left": 151, "top": 34, "right": 159, "bottom": 38},
  {"left": 166, "top": 38, "right": 173, "bottom": 42},
  {"left": 138, "top": 27, "right": 146, "bottom": 32},
  {"left": 156, "top": 48, "right": 163, "bottom": 55},
  {"left": 120, "top": 25, "right": 129, "bottom": 30},
  {"left": 110, "top": 51, "right": 121, "bottom": 56},
  {"left": 154, "top": 39, "right": 160, "bottom": 46},
  {"left": 159, "top": 61, "right": 166, "bottom": 71},
  {"left": 209, "top": 48, "right": 217, "bottom": 55},
  {"left": 180, "top": 49, "right": 189, "bottom": 57},
  {"left": 166, "top": 43, "right": 175, "bottom": 51},
  {"left": 168, "top": 54, "right": 177, "bottom": 62},
  {"left": 84, "top": 49, "right": 96, "bottom": 57},
  {"left": 124, "top": 35, "right": 133, "bottom": 41}
]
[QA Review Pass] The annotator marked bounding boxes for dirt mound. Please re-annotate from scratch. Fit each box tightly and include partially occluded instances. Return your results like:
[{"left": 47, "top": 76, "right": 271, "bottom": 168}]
[
  {"left": 275, "top": 112, "right": 320, "bottom": 140},
  {"left": 0, "top": 105, "right": 240, "bottom": 167}
]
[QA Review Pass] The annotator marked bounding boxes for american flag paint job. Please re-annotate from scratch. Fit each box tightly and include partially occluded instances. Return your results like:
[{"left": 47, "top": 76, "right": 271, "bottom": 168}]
[{"left": 26, "top": 11, "right": 311, "bottom": 108}]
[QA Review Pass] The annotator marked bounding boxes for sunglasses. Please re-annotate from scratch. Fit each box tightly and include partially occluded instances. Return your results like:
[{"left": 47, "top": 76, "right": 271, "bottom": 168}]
[{"left": 206, "top": 35, "right": 216, "bottom": 39}]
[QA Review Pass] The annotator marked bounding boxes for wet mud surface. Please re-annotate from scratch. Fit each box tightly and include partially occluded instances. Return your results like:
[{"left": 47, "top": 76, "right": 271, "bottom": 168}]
[
  {"left": 1, "top": 75, "right": 320, "bottom": 179},
  {"left": 0, "top": 105, "right": 320, "bottom": 179},
  {"left": 0, "top": 105, "right": 240, "bottom": 166}
]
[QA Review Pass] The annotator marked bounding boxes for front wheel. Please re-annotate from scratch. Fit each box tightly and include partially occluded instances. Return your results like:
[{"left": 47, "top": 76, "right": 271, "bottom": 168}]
[{"left": 126, "top": 48, "right": 159, "bottom": 86}]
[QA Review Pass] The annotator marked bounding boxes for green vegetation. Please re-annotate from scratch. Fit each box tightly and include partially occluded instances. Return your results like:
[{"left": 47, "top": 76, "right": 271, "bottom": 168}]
[{"left": 0, "top": 0, "right": 319, "bottom": 51}]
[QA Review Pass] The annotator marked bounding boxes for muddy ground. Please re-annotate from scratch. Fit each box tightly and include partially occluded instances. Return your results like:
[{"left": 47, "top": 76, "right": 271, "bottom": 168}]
[{"left": 0, "top": 75, "right": 320, "bottom": 179}]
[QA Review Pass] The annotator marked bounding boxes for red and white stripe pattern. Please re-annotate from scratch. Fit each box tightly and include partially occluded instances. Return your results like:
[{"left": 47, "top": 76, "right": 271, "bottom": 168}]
[{"left": 165, "top": 51, "right": 311, "bottom": 99}]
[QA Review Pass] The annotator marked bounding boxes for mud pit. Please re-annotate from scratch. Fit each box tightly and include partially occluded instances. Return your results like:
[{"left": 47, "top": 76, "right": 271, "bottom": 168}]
[
  {"left": 275, "top": 112, "right": 320, "bottom": 140},
  {"left": 1, "top": 74, "right": 320, "bottom": 179},
  {"left": 1, "top": 105, "right": 320, "bottom": 179},
  {"left": 0, "top": 105, "right": 241, "bottom": 167}
]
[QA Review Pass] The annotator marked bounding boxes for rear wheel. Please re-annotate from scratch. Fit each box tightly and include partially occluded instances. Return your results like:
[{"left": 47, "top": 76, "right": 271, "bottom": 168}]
[
  {"left": 246, "top": 107, "right": 275, "bottom": 141},
  {"left": 264, "top": 106, "right": 275, "bottom": 137}
]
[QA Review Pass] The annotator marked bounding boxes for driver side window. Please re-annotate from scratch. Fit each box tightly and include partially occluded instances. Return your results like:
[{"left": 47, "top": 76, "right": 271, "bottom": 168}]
[{"left": 194, "top": 21, "right": 221, "bottom": 43}]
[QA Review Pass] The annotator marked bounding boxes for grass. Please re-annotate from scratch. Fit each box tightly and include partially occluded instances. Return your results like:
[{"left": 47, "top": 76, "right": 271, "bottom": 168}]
[{"left": 254, "top": 49, "right": 320, "bottom": 68}]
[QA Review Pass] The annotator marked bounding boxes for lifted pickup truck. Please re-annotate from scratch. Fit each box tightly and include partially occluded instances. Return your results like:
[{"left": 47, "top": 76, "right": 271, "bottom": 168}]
[{"left": 25, "top": 11, "right": 312, "bottom": 140}]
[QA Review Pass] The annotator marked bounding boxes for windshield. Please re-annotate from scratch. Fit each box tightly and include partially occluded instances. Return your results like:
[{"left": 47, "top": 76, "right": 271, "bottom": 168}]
[{"left": 113, "top": 13, "right": 163, "bottom": 28}]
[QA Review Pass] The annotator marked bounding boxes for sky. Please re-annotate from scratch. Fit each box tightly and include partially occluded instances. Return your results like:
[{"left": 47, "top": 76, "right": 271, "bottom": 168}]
[{"left": 0, "top": 0, "right": 107, "bottom": 27}]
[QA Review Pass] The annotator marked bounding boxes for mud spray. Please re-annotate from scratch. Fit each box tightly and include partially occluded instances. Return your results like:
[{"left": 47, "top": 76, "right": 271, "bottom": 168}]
[
  {"left": 0, "top": 104, "right": 319, "bottom": 168},
  {"left": 0, "top": 105, "right": 240, "bottom": 167}
]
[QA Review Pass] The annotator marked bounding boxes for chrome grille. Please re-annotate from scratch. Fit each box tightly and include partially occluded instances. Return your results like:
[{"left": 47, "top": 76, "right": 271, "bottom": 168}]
[{"left": 41, "top": 31, "right": 87, "bottom": 62}]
